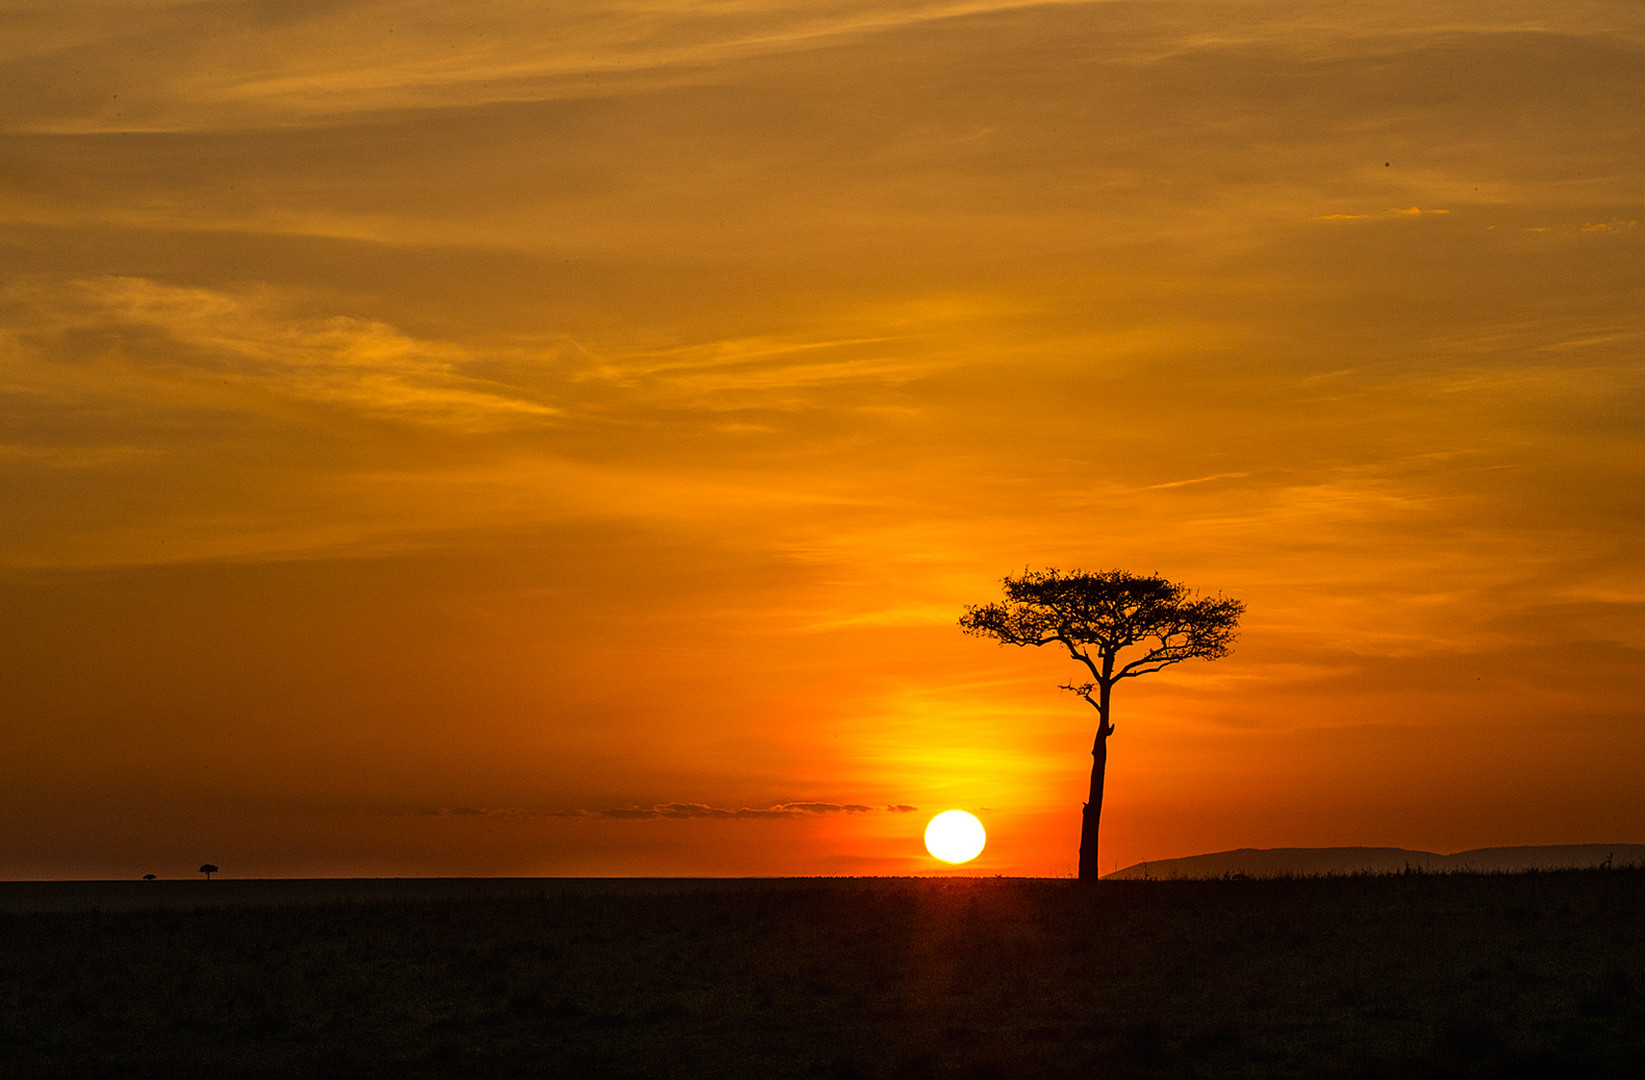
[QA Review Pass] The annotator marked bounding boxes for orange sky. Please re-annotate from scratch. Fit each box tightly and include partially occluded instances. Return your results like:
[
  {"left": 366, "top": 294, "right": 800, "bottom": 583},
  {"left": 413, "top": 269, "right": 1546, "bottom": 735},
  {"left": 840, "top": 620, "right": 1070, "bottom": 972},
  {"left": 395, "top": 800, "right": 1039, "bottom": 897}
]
[{"left": 2, "top": 0, "right": 1642, "bottom": 879}]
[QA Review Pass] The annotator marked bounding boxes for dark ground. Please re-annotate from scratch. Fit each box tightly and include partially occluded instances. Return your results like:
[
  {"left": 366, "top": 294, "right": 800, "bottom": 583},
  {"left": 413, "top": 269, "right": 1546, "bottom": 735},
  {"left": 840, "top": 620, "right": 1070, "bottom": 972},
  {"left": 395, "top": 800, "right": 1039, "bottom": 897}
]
[{"left": 2, "top": 870, "right": 1642, "bottom": 1079}]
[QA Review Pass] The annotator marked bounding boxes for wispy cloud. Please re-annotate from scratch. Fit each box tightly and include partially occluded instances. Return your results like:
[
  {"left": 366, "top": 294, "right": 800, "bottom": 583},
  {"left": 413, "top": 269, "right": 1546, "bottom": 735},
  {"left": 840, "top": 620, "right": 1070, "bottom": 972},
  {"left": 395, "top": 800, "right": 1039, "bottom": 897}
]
[
  {"left": 1, "top": 0, "right": 1102, "bottom": 132},
  {"left": 1316, "top": 207, "right": 1450, "bottom": 221},
  {"left": 579, "top": 332, "right": 937, "bottom": 398},
  {"left": 1142, "top": 472, "right": 1251, "bottom": 491},
  {"left": 417, "top": 801, "right": 909, "bottom": 819},
  {"left": 3, "top": 276, "right": 557, "bottom": 431}
]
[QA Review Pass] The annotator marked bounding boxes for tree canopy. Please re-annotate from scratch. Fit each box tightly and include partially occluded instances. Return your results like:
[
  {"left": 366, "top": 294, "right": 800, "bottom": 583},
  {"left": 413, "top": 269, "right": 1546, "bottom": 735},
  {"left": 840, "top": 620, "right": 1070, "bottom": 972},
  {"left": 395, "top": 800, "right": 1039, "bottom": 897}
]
[{"left": 960, "top": 568, "right": 1243, "bottom": 712}]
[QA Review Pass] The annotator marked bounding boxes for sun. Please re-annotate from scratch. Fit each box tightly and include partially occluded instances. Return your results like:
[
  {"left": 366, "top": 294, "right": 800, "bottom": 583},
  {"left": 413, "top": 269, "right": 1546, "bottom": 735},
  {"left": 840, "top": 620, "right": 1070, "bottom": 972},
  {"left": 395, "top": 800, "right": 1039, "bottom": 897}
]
[{"left": 924, "top": 810, "right": 986, "bottom": 864}]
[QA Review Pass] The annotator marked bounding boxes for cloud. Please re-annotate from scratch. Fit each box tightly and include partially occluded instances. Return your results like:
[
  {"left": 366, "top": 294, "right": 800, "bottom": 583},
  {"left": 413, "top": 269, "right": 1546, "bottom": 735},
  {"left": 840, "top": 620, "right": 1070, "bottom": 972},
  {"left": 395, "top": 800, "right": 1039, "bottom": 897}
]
[
  {"left": 2, "top": 276, "right": 558, "bottom": 432},
  {"left": 0, "top": 0, "right": 1101, "bottom": 133},
  {"left": 1315, "top": 207, "right": 1449, "bottom": 222},
  {"left": 577, "top": 331, "right": 944, "bottom": 404},
  {"left": 1142, "top": 472, "right": 1251, "bottom": 491},
  {"left": 593, "top": 801, "right": 880, "bottom": 819},
  {"left": 418, "top": 801, "right": 898, "bottom": 819},
  {"left": 797, "top": 603, "right": 961, "bottom": 632}
]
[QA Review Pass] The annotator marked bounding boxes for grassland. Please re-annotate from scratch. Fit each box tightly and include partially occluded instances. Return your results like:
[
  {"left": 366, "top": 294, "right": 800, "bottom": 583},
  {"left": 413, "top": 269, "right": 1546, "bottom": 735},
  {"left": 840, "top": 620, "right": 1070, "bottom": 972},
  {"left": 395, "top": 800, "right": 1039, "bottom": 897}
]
[{"left": 2, "top": 870, "right": 1642, "bottom": 1078}]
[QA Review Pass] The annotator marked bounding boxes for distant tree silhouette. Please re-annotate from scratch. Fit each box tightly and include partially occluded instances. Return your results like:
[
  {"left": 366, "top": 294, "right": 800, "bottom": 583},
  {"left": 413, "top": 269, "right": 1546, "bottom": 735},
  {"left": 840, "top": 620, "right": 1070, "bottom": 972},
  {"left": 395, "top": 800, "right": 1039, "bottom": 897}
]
[
  {"left": 199, "top": 864, "right": 218, "bottom": 881},
  {"left": 142, "top": 874, "right": 156, "bottom": 881},
  {"left": 961, "top": 568, "right": 1243, "bottom": 880}
]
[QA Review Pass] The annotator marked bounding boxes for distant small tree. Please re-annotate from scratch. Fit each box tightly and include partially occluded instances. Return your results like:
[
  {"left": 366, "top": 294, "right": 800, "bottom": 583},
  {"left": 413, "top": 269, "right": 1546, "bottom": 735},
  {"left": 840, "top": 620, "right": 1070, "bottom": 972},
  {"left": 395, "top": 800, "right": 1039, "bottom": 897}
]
[
  {"left": 143, "top": 874, "right": 156, "bottom": 881},
  {"left": 961, "top": 568, "right": 1243, "bottom": 880},
  {"left": 199, "top": 864, "right": 218, "bottom": 881}
]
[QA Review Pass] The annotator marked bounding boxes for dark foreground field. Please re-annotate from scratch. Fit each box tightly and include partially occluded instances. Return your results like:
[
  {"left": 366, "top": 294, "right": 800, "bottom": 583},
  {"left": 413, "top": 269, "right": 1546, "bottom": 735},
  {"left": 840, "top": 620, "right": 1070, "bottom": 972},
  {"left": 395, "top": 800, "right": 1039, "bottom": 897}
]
[{"left": 3, "top": 871, "right": 1642, "bottom": 1079}]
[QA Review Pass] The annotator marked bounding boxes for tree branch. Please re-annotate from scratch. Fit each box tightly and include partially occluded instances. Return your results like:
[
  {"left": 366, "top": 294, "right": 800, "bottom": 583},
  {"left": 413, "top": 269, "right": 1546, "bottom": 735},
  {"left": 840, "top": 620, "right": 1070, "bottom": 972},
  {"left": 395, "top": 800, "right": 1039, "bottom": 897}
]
[
  {"left": 1058, "top": 636, "right": 1105, "bottom": 682},
  {"left": 1114, "top": 659, "right": 1187, "bottom": 680},
  {"left": 1060, "top": 682, "right": 1103, "bottom": 710}
]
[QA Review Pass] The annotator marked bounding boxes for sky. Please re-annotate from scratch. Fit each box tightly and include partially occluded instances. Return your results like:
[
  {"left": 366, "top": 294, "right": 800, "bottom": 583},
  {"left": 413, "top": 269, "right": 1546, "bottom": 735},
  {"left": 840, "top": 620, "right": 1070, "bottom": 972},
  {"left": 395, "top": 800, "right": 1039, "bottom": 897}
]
[{"left": 2, "top": 0, "right": 1642, "bottom": 879}]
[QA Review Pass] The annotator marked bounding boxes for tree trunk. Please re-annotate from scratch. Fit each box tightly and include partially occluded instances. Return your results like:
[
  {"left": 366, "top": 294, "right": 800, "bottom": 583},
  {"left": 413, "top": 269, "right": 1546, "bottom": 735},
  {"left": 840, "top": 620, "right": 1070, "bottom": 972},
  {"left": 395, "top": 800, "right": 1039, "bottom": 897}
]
[
  {"left": 1077, "top": 727, "right": 1109, "bottom": 880},
  {"left": 1078, "top": 671, "right": 1115, "bottom": 881}
]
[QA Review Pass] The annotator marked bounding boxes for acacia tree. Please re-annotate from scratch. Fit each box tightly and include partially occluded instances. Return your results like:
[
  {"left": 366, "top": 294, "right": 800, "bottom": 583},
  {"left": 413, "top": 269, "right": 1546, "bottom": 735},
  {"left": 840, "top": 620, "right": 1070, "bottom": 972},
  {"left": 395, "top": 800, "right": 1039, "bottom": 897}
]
[{"left": 960, "top": 568, "right": 1243, "bottom": 880}]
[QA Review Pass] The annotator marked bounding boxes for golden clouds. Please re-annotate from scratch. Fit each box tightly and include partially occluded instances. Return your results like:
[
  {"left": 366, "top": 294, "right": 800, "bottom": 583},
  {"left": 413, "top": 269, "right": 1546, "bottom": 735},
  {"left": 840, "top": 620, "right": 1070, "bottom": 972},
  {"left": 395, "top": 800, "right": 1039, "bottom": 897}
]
[
  {"left": 0, "top": 0, "right": 1097, "bottom": 133},
  {"left": 1317, "top": 208, "right": 1450, "bottom": 220},
  {"left": 5, "top": 276, "right": 558, "bottom": 429},
  {"left": 1581, "top": 219, "right": 1639, "bottom": 233}
]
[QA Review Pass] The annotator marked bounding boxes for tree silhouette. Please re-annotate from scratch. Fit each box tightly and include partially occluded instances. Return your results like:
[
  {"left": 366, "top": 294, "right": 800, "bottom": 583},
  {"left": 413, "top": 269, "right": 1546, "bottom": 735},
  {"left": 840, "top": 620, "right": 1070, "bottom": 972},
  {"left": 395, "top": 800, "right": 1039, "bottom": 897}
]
[
  {"left": 960, "top": 568, "right": 1243, "bottom": 880},
  {"left": 199, "top": 864, "right": 218, "bottom": 881}
]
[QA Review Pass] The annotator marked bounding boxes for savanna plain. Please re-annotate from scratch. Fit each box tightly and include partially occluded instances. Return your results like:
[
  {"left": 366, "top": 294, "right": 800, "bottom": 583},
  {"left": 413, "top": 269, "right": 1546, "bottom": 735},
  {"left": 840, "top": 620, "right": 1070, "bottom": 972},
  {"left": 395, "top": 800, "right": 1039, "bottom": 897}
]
[{"left": 5, "top": 870, "right": 1643, "bottom": 1079}]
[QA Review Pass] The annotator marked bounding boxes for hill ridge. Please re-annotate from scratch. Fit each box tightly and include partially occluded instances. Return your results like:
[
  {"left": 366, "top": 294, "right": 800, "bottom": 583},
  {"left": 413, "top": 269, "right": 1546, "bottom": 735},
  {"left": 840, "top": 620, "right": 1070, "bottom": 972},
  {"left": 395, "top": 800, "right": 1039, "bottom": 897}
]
[{"left": 1105, "top": 843, "right": 1645, "bottom": 879}]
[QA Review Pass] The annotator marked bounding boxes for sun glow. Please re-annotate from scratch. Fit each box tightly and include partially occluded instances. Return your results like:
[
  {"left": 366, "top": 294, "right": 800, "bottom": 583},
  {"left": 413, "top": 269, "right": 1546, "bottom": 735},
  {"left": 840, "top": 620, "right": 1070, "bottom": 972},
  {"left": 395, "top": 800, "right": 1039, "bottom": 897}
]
[{"left": 924, "top": 810, "right": 986, "bottom": 864}]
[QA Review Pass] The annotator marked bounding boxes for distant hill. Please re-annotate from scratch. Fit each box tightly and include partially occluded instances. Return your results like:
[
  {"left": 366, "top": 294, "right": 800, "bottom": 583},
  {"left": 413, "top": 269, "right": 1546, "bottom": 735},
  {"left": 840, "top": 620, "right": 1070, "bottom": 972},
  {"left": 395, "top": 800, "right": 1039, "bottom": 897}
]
[{"left": 1104, "top": 844, "right": 1645, "bottom": 880}]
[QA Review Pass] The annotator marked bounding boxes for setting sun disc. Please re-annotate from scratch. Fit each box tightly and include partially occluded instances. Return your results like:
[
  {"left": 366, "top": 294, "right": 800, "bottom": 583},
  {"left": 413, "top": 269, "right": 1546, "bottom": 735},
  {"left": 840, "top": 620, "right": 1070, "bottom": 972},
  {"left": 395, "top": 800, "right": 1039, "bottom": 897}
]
[{"left": 924, "top": 810, "right": 986, "bottom": 863}]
